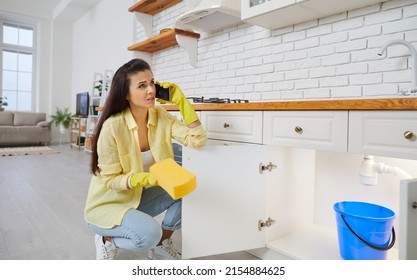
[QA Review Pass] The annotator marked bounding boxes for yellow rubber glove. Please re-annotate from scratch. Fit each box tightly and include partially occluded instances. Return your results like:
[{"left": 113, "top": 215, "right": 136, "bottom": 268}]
[
  {"left": 156, "top": 81, "right": 199, "bottom": 125},
  {"left": 129, "top": 173, "right": 158, "bottom": 188}
]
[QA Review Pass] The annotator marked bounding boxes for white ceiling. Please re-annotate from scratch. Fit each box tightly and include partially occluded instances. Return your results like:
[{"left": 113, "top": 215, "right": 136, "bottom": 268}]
[
  {"left": 11, "top": 0, "right": 63, "bottom": 11},
  {"left": 0, "top": 0, "right": 103, "bottom": 22}
]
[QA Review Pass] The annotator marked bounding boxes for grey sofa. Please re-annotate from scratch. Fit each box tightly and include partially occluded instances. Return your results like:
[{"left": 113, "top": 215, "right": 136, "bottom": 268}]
[{"left": 0, "top": 111, "right": 51, "bottom": 146}]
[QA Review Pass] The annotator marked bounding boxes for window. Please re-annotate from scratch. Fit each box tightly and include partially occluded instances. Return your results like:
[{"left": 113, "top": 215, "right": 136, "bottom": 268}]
[{"left": 1, "top": 21, "right": 36, "bottom": 111}]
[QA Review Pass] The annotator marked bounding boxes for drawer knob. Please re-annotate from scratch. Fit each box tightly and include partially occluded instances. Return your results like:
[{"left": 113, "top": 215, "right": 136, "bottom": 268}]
[
  {"left": 223, "top": 123, "right": 230, "bottom": 128},
  {"left": 404, "top": 131, "right": 414, "bottom": 140},
  {"left": 294, "top": 126, "right": 303, "bottom": 134}
]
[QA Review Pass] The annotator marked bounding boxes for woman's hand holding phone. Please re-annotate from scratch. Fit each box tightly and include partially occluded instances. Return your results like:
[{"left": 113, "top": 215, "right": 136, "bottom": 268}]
[
  {"left": 155, "top": 81, "right": 199, "bottom": 125},
  {"left": 155, "top": 83, "right": 170, "bottom": 101}
]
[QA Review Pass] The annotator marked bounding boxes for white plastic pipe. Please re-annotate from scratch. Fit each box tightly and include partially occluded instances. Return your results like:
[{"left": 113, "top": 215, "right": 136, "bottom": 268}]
[
  {"left": 359, "top": 155, "right": 413, "bottom": 186},
  {"left": 374, "top": 163, "right": 413, "bottom": 180}
]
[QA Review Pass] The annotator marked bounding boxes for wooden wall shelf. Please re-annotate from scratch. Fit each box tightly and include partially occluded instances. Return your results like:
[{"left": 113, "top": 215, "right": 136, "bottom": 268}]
[
  {"left": 128, "top": 28, "right": 199, "bottom": 52},
  {"left": 128, "top": 1, "right": 199, "bottom": 67},
  {"left": 128, "top": 0, "right": 182, "bottom": 15}
]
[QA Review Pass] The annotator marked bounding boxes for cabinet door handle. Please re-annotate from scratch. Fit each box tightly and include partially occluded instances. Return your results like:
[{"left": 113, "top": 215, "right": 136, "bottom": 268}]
[
  {"left": 404, "top": 131, "right": 414, "bottom": 140},
  {"left": 294, "top": 126, "right": 303, "bottom": 134},
  {"left": 223, "top": 123, "right": 230, "bottom": 128}
]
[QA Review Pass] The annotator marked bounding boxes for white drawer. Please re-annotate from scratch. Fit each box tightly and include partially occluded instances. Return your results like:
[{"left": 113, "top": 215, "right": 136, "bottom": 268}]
[
  {"left": 349, "top": 111, "right": 417, "bottom": 160},
  {"left": 263, "top": 111, "right": 348, "bottom": 152},
  {"left": 200, "top": 111, "right": 263, "bottom": 144}
]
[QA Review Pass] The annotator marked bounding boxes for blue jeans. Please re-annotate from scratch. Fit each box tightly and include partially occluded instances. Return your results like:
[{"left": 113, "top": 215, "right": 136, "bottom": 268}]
[{"left": 88, "top": 186, "right": 181, "bottom": 251}]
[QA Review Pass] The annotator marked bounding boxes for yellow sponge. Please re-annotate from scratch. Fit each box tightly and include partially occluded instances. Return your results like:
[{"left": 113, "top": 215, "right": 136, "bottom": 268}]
[{"left": 149, "top": 158, "right": 196, "bottom": 199}]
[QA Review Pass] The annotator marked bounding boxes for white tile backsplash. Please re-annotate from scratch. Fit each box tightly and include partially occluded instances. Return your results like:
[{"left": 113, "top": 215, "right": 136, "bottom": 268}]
[{"left": 135, "top": 0, "right": 417, "bottom": 101}]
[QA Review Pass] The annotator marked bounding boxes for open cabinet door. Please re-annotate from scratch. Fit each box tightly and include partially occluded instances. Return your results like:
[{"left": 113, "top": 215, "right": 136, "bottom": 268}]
[
  {"left": 400, "top": 178, "right": 417, "bottom": 260},
  {"left": 181, "top": 142, "right": 267, "bottom": 259}
]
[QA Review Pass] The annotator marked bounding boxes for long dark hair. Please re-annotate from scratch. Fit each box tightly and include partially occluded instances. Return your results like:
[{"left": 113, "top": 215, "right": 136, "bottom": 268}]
[{"left": 90, "top": 58, "right": 152, "bottom": 175}]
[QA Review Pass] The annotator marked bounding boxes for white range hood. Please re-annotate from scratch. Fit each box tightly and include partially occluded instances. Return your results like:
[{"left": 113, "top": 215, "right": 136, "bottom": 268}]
[{"left": 176, "top": 0, "right": 241, "bottom": 33}]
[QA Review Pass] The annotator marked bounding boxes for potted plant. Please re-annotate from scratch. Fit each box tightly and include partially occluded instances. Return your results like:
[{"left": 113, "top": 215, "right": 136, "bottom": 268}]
[
  {"left": 49, "top": 107, "right": 72, "bottom": 134},
  {"left": 0, "top": 96, "right": 8, "bottom": 111}
]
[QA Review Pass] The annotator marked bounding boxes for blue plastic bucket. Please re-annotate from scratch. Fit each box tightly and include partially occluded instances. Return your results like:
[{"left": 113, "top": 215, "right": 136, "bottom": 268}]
[{"left": 333, "top": 201, "right": 396, "bottom": 260}]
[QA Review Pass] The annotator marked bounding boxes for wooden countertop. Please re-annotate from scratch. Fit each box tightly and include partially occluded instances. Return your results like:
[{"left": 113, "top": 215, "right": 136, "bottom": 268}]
[{"left": 162, "top": 97, "right": 417, "bottom": 111}]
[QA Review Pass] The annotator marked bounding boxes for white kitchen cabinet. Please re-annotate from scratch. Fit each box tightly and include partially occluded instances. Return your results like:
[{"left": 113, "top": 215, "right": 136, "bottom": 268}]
[
  {"left": 241, "top": 0, "right": 385, "bottom": 30},
  {"left": 181, "top": 109, "right": 408, "bottom": 260},
  {"left": 200, "top": 111, "right": 263, "bottom": 144},
  {"left": 182, "top": 141, "right": 317, "bottom": 259},
  {"left": 349, "top": 111, "right": 417, "bottom": 160},
  {"left": 182, "top": 111, "right": 317, "bottom": 259},
  {"left": 399, "top": 178, "right": 417, "bottom": 260},
  {"left": 182, "top": 143, "right": 269, "bottom": 259},
  {"left": 263, "top": 111, "right": 348, "bottom": 152}
]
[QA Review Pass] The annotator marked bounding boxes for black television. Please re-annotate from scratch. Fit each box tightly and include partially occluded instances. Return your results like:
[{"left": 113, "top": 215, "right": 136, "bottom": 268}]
[{"left": 76, "top": 92, "right": 89, "bottom": 116}]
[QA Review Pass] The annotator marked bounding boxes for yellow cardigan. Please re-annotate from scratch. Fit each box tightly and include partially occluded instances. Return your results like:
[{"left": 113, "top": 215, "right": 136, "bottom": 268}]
[{"left": 84, "top": 106, "right": 207, "bottom": 229}]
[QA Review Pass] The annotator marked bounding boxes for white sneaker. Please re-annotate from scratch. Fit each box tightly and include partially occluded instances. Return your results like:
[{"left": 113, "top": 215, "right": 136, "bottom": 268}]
[
  {"left": 95, "top": 234, "right": 118, "bottom": 260},
  {"left": 148, "top": 239, "right": 181, "bottom": 260}
]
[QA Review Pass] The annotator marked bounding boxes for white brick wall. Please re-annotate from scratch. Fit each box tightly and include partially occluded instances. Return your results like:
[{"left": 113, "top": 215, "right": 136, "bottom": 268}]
[{"left": 135, "top": 0, "right": 417, "bottom": 101}]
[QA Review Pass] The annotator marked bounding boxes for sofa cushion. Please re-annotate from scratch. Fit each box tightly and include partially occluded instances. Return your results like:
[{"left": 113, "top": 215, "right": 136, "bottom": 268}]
[
  {"left": 0, "top": 111, "right": 13, "bottom": 126},
  {"left": 0, "top": 126, "right": 51, "bottom": 145},
  {"left": 13, "top": 111, "right": 46, "bottom": 126},
  {"left": 36, "top": 121, "right": 49, "bottom": 127}
]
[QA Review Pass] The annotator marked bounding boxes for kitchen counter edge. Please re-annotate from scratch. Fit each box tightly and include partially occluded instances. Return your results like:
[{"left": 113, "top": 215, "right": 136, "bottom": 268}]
[{"left": 161, "top": 97, "right": 417, "bottom": 111}]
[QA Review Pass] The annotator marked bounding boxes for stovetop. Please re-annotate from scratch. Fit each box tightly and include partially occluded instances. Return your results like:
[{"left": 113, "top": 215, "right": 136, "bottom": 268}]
[{"left": 187, "top": 97, "right": 249, "bottom": 103}]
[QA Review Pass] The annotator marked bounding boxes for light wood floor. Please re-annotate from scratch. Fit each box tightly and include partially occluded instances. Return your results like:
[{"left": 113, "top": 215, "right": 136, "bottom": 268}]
[{"left": 0, "top": 144, "right": 259, "bottom": 260}]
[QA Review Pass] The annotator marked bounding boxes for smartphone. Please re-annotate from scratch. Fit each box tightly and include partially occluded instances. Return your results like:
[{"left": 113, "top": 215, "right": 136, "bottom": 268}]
[{"left": 155, "top": 83, "right": 170, "bottom": 101}]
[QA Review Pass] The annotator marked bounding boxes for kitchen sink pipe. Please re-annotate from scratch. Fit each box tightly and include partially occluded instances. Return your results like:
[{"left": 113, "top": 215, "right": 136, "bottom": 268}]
[
  {"left": 359, "top": 155, "right": 412, "bottom": 186},
  {"left": 378, "top": 39, "right": 417, "bottom": 95}
]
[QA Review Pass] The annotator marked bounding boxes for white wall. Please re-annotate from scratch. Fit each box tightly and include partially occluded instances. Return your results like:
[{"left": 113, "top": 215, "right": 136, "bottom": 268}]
[
  {"left": 71, "top": 0, "right": 135, "bottom": 108},
  {"left": 133, "top": 0, "right": 417, "bottom": 100},
  {"left": 47, "top": 21, "right": 73, "bottom": 142}
]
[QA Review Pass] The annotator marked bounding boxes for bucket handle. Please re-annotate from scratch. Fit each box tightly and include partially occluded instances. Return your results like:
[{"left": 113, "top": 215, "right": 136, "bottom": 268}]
[{"left": 341, "top": 215, "right": 396, "bottom": 251}]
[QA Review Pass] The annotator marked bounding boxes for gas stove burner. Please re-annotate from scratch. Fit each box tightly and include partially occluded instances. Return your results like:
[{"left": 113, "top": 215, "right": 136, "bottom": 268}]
[
  {"left": 187, "top": 97, "right": 229, "bottom": 103},
  {"left": 187, "top": 97, "right": 249, "bottom": 103},
  {"left": 231, "top": 99, "right": 249, "bottom": 103}
]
